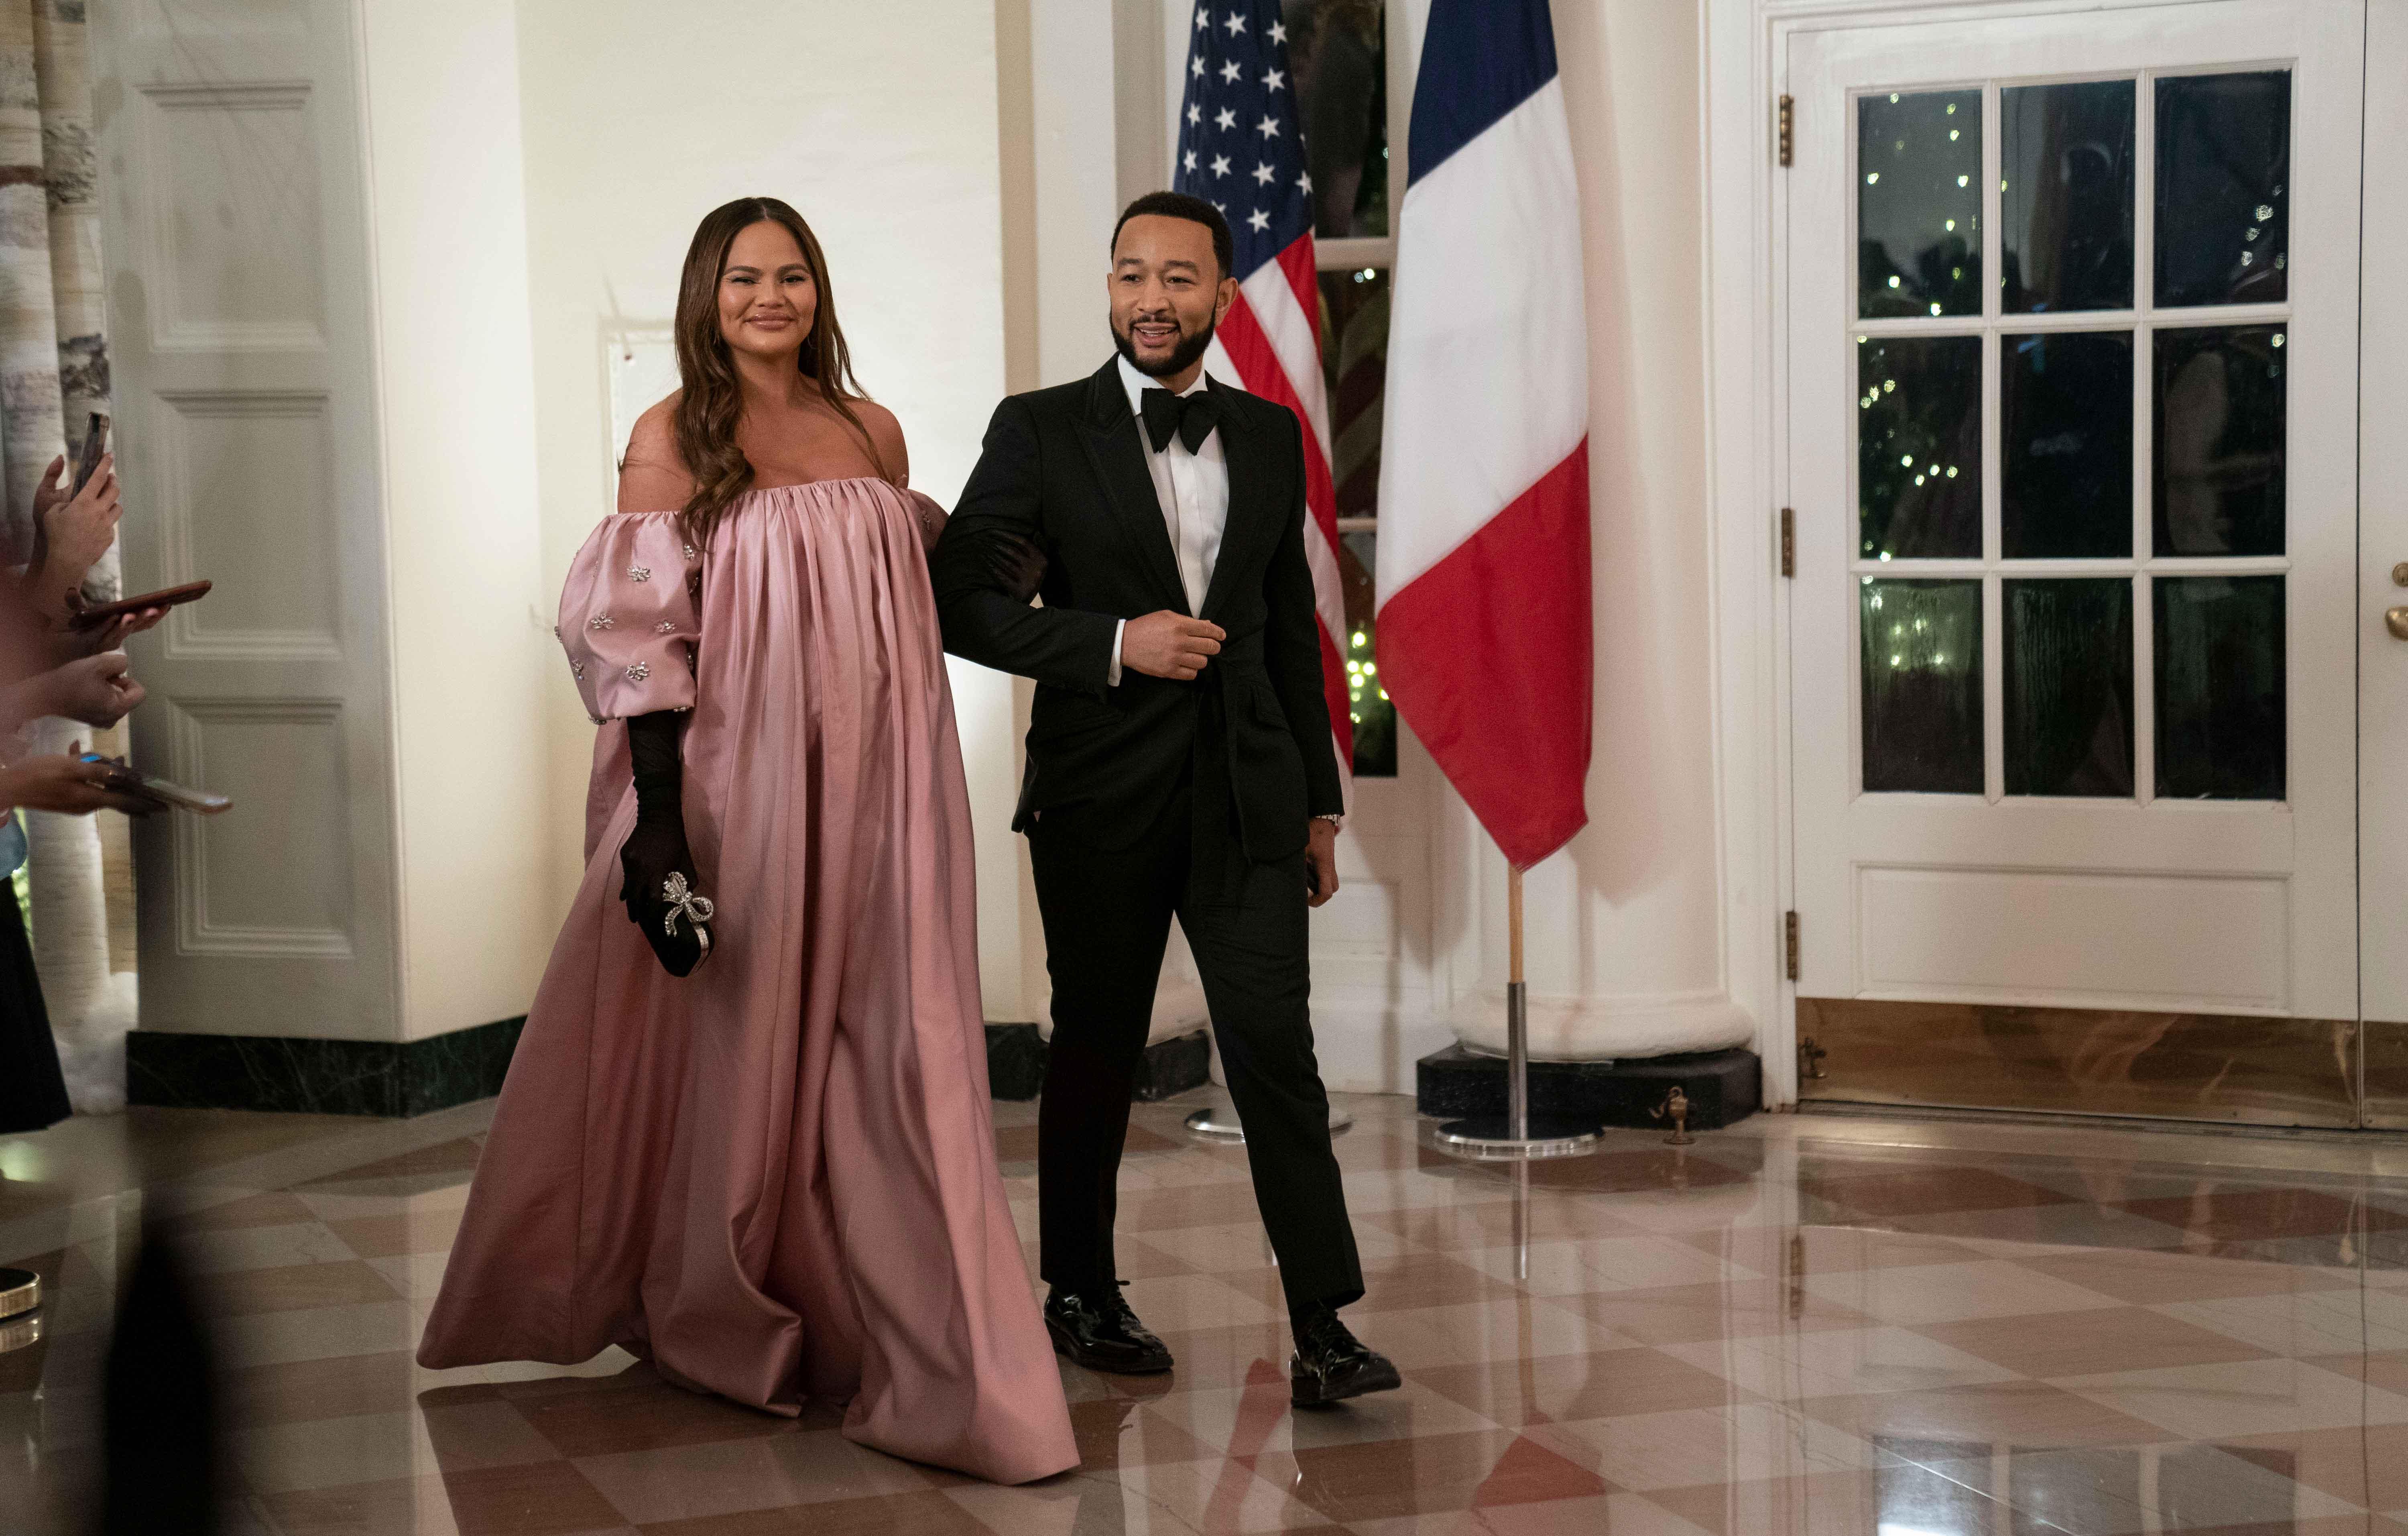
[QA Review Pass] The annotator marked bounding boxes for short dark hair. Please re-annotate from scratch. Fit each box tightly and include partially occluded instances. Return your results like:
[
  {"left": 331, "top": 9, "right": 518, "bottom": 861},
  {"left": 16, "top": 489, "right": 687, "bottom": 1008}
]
[{"left": 1111, "top": 191, "right": 1234, "bottom": 279}]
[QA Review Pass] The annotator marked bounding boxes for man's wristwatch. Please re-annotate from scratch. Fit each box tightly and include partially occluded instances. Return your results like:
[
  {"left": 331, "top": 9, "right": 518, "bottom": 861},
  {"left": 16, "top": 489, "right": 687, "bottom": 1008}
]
[{"left": 1313, "top": 813, "right": 1344, "bottom": 833}]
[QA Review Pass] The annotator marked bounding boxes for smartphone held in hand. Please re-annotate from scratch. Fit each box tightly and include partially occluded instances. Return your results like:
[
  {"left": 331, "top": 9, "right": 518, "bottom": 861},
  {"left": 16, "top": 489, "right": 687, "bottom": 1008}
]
[
  {"left": 65, "top": 580, "right": 212, "bottom": 632},
  {"left": 75, "top": 754, "right": 231, "bottom": 815},
  {"left": 69, "top": 411, "right": 108, "bottom": 497}
]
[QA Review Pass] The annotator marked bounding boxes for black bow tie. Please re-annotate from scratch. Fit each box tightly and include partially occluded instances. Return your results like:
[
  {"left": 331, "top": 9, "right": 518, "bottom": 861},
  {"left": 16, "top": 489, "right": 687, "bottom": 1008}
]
[{"left": 1140, "top": 387, "right": 1220, "bottom": 454}]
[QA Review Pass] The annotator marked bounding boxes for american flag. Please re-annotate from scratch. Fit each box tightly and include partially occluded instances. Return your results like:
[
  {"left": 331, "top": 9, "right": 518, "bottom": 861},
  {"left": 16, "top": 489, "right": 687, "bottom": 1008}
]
[{"left": 1174, "top": 0, "right": 1354, "bottom": 785}]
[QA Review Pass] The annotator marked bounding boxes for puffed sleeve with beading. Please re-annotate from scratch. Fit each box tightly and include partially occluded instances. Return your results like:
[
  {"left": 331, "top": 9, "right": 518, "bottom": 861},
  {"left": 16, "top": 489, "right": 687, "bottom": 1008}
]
[{"left": 557, "top": 511, "right": 702, "bottom": 721}]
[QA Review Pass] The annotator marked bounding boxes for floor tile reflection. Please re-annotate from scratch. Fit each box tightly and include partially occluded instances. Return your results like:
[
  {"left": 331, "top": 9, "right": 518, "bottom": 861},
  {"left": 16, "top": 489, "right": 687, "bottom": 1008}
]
[{"left": 23, "top": 1096, "right": 2408, "bottom": 1531}]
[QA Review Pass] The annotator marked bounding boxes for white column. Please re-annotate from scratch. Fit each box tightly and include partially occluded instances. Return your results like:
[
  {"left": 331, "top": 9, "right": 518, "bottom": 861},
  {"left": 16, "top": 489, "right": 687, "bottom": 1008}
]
[
  {"left": 1450, "top": 0, "right": 1751, "bottom": 1063},
  {"left": 359, "top": 0, "right": 553, "bottom": 1041}
]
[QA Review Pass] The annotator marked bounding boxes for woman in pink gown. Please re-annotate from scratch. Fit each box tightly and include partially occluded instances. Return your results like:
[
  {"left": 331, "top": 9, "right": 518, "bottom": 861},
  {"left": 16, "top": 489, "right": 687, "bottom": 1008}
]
[{"left": 416, "top": 197, "right": 1077, "bottom": 1486}]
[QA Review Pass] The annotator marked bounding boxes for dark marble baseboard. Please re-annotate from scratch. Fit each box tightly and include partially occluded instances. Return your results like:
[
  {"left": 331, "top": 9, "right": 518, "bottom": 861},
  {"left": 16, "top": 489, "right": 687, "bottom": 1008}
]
[
  {"left": 126, "top": 1018, "right": 525, "bottom": 1118},
  {"left": 1416, "top": 1043, "right": 1761, "bottom": 1131},
  {"left": 983, "top": 1024, "right": 1212, "bottom": 1103},
  {"left": 129, "top": 1015, "right": 1215, "bottom": 1118},
  {"left": 985, "top": 1023, "right": 1049, "bottom": 1100}
]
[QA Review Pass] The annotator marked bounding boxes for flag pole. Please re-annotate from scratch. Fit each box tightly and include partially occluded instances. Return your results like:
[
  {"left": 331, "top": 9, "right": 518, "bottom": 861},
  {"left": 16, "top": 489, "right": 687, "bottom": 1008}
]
[
  {"left": 1431, "top": 849, "right": 1601, "bottom": 1161},
  {"left": 1508, "top": 864, "right": 1527, "bottom": 1140}
]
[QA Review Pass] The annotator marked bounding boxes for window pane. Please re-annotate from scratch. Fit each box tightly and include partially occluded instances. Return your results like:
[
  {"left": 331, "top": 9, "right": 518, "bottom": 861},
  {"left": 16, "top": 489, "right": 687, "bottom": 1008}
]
[
  {"left": 1338, "top": 531, "right": 1395, "bottom": 777},
  {"left": 1283, "top": 0, "right": 1387, "bottom": 238},
  {"left": 2001, "top": 80, "right": 2135, "bottom": 314},
  {"left": 2002, "top": 330, "right": 2133, "bottom": 559},
  {"left": 1319, "top": 268, "right": 1387, "bottom": 517},
  {"left": 2155, "top": 71, "right": 2290, "bottom": 308},
  {"left": 1861, "top": 579, "right": 1982, "bottom": 794},
  {"left": 1319, "top": 265, "right": 1393, "bottom": 778},
  {"left": 2154, "top": 324, "right": 2285, "bottom": 556},
  {"left": 2154, "top": 576, "right": 2284, "bottom": 800},
  {"left": 2004, "top": 579, "right": 2133, "bottom": 797},
  {"left": 1859, "top": 88, "right": 1982, "bottom": 318},
  {"left": 1859, "top": 335, "right": 1981, "bottom": 560}
]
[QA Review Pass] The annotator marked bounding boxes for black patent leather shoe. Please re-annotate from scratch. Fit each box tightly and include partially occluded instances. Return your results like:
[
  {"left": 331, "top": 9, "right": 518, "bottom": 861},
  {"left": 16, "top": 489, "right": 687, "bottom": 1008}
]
[
  {"left": 1045, "top": 1285, "right": 1173, "bottom": 1375},
  {"left": 1289, "top": 1305, "right": 1401, "bottom": 1408}
]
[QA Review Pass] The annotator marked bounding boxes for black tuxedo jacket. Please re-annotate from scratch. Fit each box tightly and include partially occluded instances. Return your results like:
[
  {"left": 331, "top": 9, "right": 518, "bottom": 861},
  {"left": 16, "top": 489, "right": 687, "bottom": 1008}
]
[{"left": 932, "top": 357, "right": 1344, "bottom": 861}]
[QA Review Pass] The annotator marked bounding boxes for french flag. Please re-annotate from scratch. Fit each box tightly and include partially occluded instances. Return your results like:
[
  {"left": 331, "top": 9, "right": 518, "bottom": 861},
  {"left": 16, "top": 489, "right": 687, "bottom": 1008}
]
[{"left": 1375, "top": 0, "right": 1592, "bottom": 868}]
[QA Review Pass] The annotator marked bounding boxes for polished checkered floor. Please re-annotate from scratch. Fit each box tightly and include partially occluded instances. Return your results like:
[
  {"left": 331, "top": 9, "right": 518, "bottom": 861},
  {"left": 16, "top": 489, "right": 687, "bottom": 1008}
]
[{"left": 14, "top": 1091, "right": 2408, "bottom": 1532}]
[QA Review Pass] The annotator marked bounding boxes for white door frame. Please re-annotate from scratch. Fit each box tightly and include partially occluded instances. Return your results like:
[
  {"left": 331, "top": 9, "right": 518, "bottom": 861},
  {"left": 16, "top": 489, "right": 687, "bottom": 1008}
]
[
  {"left": 1702, "top": 0, "right": 2378, "bottom": 1106},
  {"left": 2361, "top": 1, "right": 2408, "bottom": 1033}
]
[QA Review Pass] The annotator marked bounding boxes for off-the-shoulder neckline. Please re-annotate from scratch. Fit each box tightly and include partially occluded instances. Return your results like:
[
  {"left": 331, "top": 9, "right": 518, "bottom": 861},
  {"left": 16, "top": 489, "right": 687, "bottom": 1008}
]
[{"left": 619, "top": 475, "right": 902, "bottom": 515}]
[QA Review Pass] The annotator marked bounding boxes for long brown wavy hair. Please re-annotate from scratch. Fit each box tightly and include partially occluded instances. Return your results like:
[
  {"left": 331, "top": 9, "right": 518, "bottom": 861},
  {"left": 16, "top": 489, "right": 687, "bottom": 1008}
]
[{"left": 672, "top": 196, "right": 885, "bottom": 547}]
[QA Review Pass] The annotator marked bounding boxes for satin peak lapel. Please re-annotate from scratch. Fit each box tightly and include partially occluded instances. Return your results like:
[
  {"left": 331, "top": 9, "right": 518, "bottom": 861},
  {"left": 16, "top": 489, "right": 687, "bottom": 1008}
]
[
  {"left": 1199, "top": 379, "right": 1275, "bottom": 622},
  {"left": 1078, "top": 361, "right": 1191, "bottom": 617}
]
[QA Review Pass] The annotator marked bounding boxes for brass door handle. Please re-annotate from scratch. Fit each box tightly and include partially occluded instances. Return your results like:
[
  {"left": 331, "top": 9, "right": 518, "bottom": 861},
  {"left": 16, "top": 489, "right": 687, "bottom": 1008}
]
[{"left": 2390, "top": 607, "right": 2408, "bottom": 641}]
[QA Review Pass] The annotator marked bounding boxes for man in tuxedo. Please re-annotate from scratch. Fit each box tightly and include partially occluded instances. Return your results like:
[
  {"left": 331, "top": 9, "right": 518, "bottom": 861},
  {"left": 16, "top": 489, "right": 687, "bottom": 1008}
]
[{"left": 932, "top": 191, "right": 1397, "bottom": 1407}]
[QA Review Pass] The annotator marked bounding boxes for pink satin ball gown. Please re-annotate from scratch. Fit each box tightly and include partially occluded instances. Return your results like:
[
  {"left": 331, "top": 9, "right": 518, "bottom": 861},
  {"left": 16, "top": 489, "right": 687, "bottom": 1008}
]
[{"left": 416, "top": 476, "right": 1077, "bottom": 1485}]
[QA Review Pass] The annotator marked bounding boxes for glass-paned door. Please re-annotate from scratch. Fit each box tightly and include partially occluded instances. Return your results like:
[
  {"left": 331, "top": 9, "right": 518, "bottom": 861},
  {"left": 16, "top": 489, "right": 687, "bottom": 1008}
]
[{"left": 1787, "top": 0, "right": 2365, "bottom": 1125}]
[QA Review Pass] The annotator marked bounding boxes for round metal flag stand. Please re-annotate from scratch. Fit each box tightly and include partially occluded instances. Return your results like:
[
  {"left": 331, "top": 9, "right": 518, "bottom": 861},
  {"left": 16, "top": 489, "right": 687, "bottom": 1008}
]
[
  {"left": 0, "top": 1266, "right": 42, "bottom": 1359},
  {"left": 1429, "top": 866, "right": 1601, "bottom": 1161},
  {"left": 0, "top": 1267, "right": 37, "bottom": 1320}
]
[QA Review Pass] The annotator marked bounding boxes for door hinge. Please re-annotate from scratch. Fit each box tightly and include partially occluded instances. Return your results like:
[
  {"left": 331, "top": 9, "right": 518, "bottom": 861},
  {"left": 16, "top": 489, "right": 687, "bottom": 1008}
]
[
  {"left": 1784, "top": 909, "right": 1800, "bottom": 980},
  {"left": 1777, "top": 94, "right": 1794, "bottom": 167},
  {"left": 1779, "top": 507, "right": 1795, "bottom": 577}
]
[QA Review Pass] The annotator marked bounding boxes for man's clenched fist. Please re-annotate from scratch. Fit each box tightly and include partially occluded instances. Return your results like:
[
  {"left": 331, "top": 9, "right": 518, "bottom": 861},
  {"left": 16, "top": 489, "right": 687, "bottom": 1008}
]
[{"left": 1122, "top": 611, "right": 1225, "bottom": 681}]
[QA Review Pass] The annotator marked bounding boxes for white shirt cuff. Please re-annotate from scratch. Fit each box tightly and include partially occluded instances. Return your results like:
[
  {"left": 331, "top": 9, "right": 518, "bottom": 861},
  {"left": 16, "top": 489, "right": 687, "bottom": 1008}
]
[{"left": 1107, "top": 618, "right": 1125, "bottom": 687}]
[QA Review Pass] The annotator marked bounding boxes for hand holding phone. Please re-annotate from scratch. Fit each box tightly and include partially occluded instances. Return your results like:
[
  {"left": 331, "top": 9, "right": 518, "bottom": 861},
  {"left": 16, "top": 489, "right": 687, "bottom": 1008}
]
[
  {"left": 0, "top": 755, "right": 157, "bottom": 818},
  {"left": 74, "top": 754, "right": 231, "bottom": 816},
  {"left": 31, "top": 416, "right": 121, "bottom": 619},
  {"left": 66, "top": 580, "right": 211, "bottom": 632},
  {"left": 70, "top": 412, "right": 109, "bottom": 497}
]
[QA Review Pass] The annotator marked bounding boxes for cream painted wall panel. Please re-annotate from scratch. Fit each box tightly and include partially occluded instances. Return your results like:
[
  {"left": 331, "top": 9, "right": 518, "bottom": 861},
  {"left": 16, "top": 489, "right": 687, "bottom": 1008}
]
[
  {"left": 357, "top": 0, "right": 551, "bottom": 1040},
  {"left": 1033, "top": 0, "right": 1121, "bottom": 387},
  {"left": 511, "top": 0, "right": 1020, "bottom": 1010}
]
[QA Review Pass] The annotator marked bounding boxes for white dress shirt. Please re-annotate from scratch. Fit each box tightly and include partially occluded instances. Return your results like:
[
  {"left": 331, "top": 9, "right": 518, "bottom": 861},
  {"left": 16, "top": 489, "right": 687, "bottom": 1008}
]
[{"left": 1108, "top": 353, "right": 1228, "bottom": 686}]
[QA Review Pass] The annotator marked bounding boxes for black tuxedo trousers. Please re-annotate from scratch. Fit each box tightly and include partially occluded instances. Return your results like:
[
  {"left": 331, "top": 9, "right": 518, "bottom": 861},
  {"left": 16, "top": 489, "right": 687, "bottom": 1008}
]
[{"left": 1029, "top": 770, "right": 1363, "bottom": 1318}]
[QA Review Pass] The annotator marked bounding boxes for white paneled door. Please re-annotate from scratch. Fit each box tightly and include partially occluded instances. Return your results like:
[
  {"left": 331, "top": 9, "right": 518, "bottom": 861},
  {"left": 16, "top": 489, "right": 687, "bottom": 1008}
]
[
  {"left": 93, "top": 0, "right": 399, "bottom": 1037},
  {"left": 1787, "top": 2, "right": 2366, "bottom": 1115}
]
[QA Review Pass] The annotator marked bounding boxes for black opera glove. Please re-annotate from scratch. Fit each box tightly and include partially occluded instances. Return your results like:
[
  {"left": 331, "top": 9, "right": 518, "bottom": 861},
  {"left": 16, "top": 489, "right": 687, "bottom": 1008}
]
[
  {"left": 985, "top": 530, "right": 1049, "bottom": 604},
  {"left": 618, "top": 710, "right": 712, "bottom": 977}
]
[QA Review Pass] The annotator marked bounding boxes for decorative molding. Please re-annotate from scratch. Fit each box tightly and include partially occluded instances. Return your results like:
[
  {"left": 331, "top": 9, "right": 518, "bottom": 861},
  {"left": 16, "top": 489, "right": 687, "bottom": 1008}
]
[
  {"left": 153, "top": 389, "right": 333, "bottom": 412},
  {"left": 165, "top": 697, "right": 353, "bottom": 958},
  {"left": 151, "top": 389, "right": 342, "bottom": 662},
  {"left": 134, "top": 81, "right": 314, "bottom": 111},
  {"left": 135, "top": 81, "right": 327, "bottom": 356},
  {"left": 1761, "top": 0, "right": 2209, "bottom": 20}
]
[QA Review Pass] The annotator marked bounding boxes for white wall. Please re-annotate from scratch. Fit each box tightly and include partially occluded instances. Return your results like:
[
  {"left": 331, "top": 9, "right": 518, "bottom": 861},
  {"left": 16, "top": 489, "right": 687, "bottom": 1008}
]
[
  {"left": 508, "top": 0, "right": 1024, "bottom": 1010},
  {"left": 358, "top": 0, "right": 551, "bottom": 1040}
]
